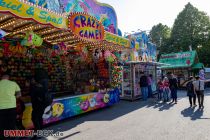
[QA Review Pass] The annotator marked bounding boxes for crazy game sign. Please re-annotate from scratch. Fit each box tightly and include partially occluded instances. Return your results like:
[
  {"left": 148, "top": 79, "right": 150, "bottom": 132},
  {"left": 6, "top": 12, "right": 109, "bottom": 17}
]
[{"left": 68, "top": 13, "right": 105, "bottom": 42}]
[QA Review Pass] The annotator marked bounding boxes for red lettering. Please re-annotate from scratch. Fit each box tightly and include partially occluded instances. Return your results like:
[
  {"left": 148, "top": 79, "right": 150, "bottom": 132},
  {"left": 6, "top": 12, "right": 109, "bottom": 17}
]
[{"left": 4, "top": 130, "right": 34, "bottom": 137}]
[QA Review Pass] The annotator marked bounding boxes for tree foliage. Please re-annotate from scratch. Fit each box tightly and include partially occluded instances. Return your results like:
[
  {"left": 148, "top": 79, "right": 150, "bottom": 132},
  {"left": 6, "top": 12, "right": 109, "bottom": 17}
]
[
  {"left": 149, "top": 23, "right": 172, "bottom": 60},
  {"left": 170, "top": 3, "right": 210, "bottom": 51},
  {"left": 150, "top": 3, "right": 210, "bottom": 66},
  {"left": 197, "top": 39, "right": 210, "bottom": 67},
  {"left": 149, "top": 23, "right": 171, "bottom": 47}
]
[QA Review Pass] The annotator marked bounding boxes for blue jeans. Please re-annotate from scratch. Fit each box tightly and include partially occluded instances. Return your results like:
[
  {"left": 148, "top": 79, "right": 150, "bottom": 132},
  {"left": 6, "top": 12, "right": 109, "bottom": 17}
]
[
  {"left": 171, "top": 88, "right": 177, "bottom": 102},
  {"left": 163, "top": 88, "right": 170, "bottom": 102},
  {"left": 148, "top": 85, "right": 153, "bottom": 98},
  {"left": 141, "top": 87, "right": 148, "bottom": 100},
  {"left": 158, "top": 89, "right": 163, "bottom": 100}
]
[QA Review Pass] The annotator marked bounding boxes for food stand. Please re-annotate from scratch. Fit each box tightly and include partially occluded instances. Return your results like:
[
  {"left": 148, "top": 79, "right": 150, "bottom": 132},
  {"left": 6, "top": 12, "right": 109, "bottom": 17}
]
[
  {"left": 120, "top": 33, "right": 158, "bottom": 101},
  {"left": 159, "top": 51, "right": 204, "bottom": 88},
  {"left": 0, "top": 0, "right": 130, "bottom": 129}
]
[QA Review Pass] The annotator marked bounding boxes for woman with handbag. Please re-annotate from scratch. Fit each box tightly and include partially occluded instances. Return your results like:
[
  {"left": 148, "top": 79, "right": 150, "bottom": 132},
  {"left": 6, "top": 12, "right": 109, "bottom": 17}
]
[
  {"left": 186, "top": 76, "right": 196, "bottom": 107},
  {"left": 163, "top": 77, "right": 170, "bottom": 102},
  {"left": 193, "top": 76, "right": 210, "bottom": 109}
]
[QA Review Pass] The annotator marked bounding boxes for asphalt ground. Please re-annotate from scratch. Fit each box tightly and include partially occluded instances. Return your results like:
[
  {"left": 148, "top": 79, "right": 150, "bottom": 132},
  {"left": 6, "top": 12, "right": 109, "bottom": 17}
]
[{"left": 41, "top": 89, "right": 210, "bottom": 140}]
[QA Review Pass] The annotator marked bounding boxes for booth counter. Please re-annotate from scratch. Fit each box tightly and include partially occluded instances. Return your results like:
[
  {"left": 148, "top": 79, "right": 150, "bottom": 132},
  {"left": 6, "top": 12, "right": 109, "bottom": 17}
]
[{"left": 22, "top": 89, "right": 120, "bottom": 129}]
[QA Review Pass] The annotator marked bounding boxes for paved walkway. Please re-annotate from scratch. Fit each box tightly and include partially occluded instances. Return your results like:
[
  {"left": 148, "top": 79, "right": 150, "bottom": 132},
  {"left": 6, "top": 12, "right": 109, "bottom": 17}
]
[{"left": 43, "top": 89, "right": 210, "bottom": 140}]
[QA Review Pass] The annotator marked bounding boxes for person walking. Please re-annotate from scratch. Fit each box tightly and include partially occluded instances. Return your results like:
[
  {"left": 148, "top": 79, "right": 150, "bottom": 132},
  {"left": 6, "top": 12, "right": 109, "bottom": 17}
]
[
  {"left": 163, "top": 77, "right": 170, "bottom": 102},
  {"left": 169, "top": 73, "right": 178, "bottom": 104},
  {"left": 30, "top": 67, "right": 50, "bottom": 139},
  {"left": 0, "top": 70, "right": 21, "bottom": 139},
  {"left": 157, "top": 78, "right": 164, "bottom": 101},
  {"left": 147, "top": 74, "right": 153, "bottom": 98},
  {"left": 140, "top": 73, "right": 148, "bottom": 101},
  {"left": 193, "top": 76, "right": 210, "bottom": 109},
  {"left": 186, "top": 76, "right": 196, "bottom": 107}
]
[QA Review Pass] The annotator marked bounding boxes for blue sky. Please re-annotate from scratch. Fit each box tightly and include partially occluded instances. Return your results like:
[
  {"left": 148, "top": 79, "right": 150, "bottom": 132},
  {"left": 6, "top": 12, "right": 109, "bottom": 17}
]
[{"left": 98, "top": 0, "right": 210, "bottom": 35}]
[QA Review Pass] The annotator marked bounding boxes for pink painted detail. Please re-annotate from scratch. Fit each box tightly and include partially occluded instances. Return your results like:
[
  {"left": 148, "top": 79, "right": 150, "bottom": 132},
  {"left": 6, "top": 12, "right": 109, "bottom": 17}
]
[
  {"left": 95, "top": 93, "right": 105, "bottom": 108},
  {"left": 80, "top": 99, "right": 90, "bottom": 111},
  {"left": 79, "top": 2, "right": 89, "bottom": 13},
  {"left": 108, "top": 24, "right": 115, "bottom": 34},
  {"left": 186, "top": 59, "right": 191, "bottom": 65}
]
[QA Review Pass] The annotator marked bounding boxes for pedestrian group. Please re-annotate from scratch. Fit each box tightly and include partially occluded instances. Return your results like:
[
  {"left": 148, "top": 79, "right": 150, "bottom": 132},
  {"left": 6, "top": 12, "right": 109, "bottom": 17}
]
[{"left": 155, "top": 73, "right": 210, "bottom": 109}]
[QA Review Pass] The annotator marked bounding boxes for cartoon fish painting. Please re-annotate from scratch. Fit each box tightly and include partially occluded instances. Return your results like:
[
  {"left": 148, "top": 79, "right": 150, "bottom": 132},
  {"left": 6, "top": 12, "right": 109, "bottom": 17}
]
[
  {"left": 42, "top": 105, "right": 52, "bottom": 119},
  {"left": 80, "top": 99, "right": 90, "bottom": 111},
  {"left": 52, "top": 103, "right": 64, "bottom": 118}
]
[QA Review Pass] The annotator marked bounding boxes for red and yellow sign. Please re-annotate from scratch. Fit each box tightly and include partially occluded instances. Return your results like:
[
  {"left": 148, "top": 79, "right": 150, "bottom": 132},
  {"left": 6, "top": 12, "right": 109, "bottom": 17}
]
[{"left": 68, "top": 13, "right": 104, "bottom": 42}]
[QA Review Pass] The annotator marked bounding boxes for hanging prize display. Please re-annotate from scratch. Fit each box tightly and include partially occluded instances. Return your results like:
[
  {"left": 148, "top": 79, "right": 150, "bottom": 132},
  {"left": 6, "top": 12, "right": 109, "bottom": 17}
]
[
  {"left": 21, "top": 31, "right": 43, "bottom": 47},
  {"left": 0, "top": 29, "right": 6, "bottom": 39}
]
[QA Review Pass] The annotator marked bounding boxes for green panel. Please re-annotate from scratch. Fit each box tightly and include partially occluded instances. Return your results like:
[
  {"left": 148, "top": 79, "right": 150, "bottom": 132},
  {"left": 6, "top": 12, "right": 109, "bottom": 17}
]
[
  {"left": 159, "top": 51, "right": 196, "bottom": 69},
  {"left": 192, "top": 63, "right": 204, "bottom": 69}
]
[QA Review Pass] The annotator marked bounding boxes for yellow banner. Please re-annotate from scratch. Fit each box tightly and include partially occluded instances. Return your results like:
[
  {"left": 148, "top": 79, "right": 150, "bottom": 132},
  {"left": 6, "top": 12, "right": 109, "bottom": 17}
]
[
  {"left": 104, "top": 32, "right": 130, "bottom": 48},
  {"left": 0, "top": 0, "right": 67, "bottom": 28}
]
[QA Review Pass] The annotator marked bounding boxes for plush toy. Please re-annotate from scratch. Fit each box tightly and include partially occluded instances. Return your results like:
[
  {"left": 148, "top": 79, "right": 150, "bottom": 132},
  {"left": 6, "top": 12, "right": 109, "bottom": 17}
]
[
  {"left": 0, "top": 29, "right": 6, "bottom": 39},
  {"left": 3, "top": 43, "right": 11, "bottom": 56},
  {"left": 81, "top": 47, "right": 88, "bottom": 59},
  {"left": 59, "top": 42, "right": 68, "bottom": 55},
  {"left": 199, "top": 69, "right": 205, "bottom": 80},
  {"left": 51, "top": 45, "right": 59, "bottom": 57},
  {"left": 104, "top": 50, "right": 111, "bottom": 59},
  {"left": 93, "top": 49, "right": 100, "bottom": 63},
  {"left": 32, "top": 33, "right": 43, "bottom": 46},
  {"left": 21, "top": 31, "right": 43, "bottom": 47}
]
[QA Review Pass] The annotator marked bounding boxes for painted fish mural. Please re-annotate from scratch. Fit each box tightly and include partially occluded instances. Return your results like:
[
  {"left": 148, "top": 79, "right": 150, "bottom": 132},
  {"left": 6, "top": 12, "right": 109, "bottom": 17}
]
[{"left": 22, "top": 88, "right": 120, "bottom": 129}]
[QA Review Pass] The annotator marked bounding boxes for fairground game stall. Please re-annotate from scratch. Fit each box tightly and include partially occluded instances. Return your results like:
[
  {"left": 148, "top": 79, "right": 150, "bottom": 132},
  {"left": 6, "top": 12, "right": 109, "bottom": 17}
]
[{"left": 0, "top": 0, "right": 131, "bottom": 129}]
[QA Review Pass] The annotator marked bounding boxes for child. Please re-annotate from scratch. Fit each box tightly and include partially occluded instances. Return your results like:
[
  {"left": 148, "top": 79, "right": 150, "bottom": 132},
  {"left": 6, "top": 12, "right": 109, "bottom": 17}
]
[
  {"left": 163, "top": 77, "right": 170, "bottom": 102},
  {"left": 16, "top": 98, "right": 25, "bottom": 130},
  {"left": 157, "top": 78, "right": 164, "bottom": 100}
]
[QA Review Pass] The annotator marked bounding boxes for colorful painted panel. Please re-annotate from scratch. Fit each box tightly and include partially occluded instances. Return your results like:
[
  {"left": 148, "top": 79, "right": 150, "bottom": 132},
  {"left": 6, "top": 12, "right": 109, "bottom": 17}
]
[
  {"left": 22, "top": 88, "right": 120, "bottom": 129},
  {"left": 26, "top": 0, "right": 118, "bottom": 34},
  {"left": 133, "top": 32, "right": 157, "bottom": 62},
  {"left": 26, "top": 0, "right": 62, "bottom": 13},
  {"left": 147, "top": 42, "right": 157, "bottom": 62},
  {"left": 62, "top": 0, "right": 118, "bottom": 34}
]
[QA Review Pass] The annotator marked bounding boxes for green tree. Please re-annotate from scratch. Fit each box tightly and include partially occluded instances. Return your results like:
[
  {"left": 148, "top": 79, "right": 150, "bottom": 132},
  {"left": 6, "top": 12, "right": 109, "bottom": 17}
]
[
  {"left": 197, "top": 40, "right": 210, "bottom": 67},
  {"left": 170, "top": 2, "right": 210, "bottom": 51},
  {"left": 149, "top": 23, "right": 172, "bottom": 60},
  {"left": 149, "top": 23, "right": 171, "bottom": 47}
]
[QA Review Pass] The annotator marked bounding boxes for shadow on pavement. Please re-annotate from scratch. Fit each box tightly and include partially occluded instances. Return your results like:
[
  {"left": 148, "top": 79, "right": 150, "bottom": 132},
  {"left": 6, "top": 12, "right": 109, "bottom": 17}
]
[
  {"left": 41, "top": 89, "right": 210, "bottom": 139},
  {"left": 158, "top": 102, "right": 175, "bottom": 111},
  {"left": 181, "top": 107, "right": 210, "bottom": 120},
  {"left": 42, "top": 99, "right": 150, "bottom": 138}
]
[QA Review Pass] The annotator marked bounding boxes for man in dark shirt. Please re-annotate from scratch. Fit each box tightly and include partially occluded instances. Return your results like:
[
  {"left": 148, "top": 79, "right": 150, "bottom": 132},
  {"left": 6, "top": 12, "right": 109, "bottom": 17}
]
[
  {"left": 140, "top": 73, "right": 148, "bottom": 101},
  {"left": 31, "top": 67, "right": 49, "bottom": 139},
  {"left": 169, "top": 73, "right": 178, "bottom": 104}
]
